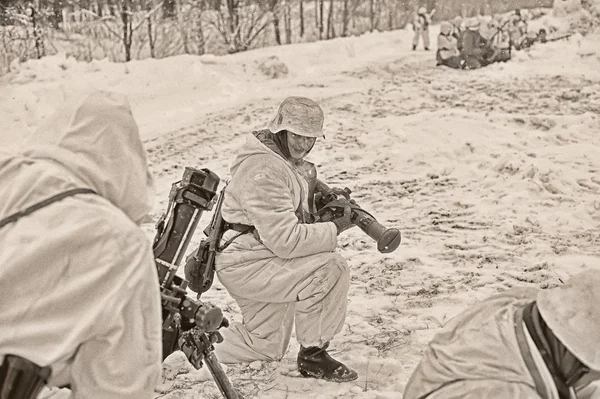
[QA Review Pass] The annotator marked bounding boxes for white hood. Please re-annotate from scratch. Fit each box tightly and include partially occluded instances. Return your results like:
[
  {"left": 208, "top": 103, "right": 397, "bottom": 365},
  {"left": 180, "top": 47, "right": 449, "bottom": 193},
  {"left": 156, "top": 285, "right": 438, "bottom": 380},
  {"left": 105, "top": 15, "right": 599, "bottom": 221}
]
[{"left": 0, "top": 91, "right": 153, "bottom": 224}]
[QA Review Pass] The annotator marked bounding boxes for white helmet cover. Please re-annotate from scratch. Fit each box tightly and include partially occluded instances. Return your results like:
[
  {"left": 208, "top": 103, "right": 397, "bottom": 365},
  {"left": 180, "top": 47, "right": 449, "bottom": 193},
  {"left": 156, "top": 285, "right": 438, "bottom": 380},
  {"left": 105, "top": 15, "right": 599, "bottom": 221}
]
[
  {"left": 466, "top": 18, "right": 481, "bottom": 30},
  {"left": 268, "top": 97, "right": 325, "bottom": 138},
  {"left": 537, "top": 269, "right": 600, "bottom": 370},
  {"left": 440, "top": 21, "right": 453, "bottom": 35}
]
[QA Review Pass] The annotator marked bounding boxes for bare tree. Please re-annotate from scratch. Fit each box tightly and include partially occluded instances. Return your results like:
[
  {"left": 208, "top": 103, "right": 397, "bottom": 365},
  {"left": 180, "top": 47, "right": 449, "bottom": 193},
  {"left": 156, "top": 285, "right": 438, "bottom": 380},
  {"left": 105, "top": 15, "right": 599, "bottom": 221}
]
[
  {"left": 325, "top": 0, "right": 334, "bottom": 39},
  {"left": 387, "top": 0, "right": 394, "bottom": 30},
  {"left": 341, "top": 0, "right": 348, "bottom": 36},
  {"left": 26, "top": 5, "right": 45, "bottom": 58},
  {"left": 146, "top": 2, "right": 155, "bottom": 57},
  {"left": 189, "top": 0, "right": 208, "bottom": 55},
  {"left": 283, "top": 0, "right": 291, "bottom": 43},
  {"left": 298, "top": 0, "right": 304, "bottom": 37},
  {"left": 318, "top": 0, "right": 323, "bottom": 39},
  {"left": 209, "top": 0, "right": 277, "bottom": 53},
  {"left": 0, "top": 5, "right": 42, "bottom": 73},
  {"left": 175, "top": 0, "right": 190, "bottom": 52},
  {"left": 119, "top": 0, "right": 133, "bottom": 61},
  {"left": 369, "top": 0, "right": 374, "bottom": 32},
  {"left": 87, "top": 2, "right": 162, "bottom": 61},
  {"left": 269, "top": 0, "right": 281, "bottom": 45}
]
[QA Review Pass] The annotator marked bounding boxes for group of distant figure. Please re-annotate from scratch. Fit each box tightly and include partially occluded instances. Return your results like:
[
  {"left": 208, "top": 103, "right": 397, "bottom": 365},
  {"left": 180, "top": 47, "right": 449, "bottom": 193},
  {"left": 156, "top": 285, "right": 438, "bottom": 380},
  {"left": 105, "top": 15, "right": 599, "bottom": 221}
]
[{"left": 412, "top": 7, "right": 556, "bottom": 70}]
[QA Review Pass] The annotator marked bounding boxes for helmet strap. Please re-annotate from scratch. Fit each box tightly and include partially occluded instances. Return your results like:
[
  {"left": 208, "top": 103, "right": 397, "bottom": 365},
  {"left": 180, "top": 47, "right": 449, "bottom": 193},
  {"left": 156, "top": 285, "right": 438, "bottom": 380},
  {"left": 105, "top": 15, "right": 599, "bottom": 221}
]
[{"left": 273, "top": 130, "right": 292, "bottom": 160}]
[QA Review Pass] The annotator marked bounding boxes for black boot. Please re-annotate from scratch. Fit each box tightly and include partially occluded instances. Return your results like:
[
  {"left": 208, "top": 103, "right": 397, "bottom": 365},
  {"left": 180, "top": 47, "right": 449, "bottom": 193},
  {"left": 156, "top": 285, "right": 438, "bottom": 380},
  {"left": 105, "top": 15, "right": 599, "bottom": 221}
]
[
  {"left": 297, "top": 343, "right": 358, "bottom": 382},
  {"left": 412, "top": 44, "right": 417, "bottom": 51}
]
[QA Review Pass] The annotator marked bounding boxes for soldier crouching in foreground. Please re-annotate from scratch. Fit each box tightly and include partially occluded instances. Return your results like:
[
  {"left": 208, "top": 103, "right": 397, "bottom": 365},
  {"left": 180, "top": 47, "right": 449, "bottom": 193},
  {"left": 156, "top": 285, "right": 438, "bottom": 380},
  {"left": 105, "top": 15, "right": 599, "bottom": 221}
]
[
  {"left": 212, "top": 96, "right": 359, "bottom": 382},
  {"left": 0, "top": 91, "right": 162, "bottom": 398},
  {"left": 403, "top": 269, "right": 600, "bottom": 399}
]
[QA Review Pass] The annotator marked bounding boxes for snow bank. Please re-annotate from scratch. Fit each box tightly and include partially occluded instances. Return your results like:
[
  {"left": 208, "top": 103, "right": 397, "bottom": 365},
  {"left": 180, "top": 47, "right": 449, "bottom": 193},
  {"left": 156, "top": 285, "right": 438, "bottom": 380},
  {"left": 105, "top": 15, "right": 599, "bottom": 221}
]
[
  {"left": 553, "top": 0, "right": 600, "bottom": 32},
  {"left": 0, "top": 29, "right": 410, "bottom": 148}
]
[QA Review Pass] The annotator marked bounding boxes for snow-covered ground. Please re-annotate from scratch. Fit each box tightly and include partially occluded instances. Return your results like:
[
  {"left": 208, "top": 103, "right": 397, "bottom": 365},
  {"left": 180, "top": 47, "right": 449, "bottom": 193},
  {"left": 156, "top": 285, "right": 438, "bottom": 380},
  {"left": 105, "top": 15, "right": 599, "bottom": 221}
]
[{"left": 2, "top": 13, "right": 600, "bottom": 399}]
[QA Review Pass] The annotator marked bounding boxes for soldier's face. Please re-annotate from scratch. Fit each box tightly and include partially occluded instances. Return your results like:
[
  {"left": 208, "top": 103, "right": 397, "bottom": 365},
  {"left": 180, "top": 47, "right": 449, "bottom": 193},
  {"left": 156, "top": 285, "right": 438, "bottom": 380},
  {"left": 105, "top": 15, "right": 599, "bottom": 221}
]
[{"left": 287, "top": 131, "right": 316, "bottom": 159}]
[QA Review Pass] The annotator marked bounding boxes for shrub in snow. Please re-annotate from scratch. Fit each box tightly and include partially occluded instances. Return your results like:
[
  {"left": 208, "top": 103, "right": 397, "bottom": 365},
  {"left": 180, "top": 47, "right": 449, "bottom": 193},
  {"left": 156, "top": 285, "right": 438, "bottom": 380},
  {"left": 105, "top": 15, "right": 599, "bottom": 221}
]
[
  {"left": 257, "top": 55, "right": 289, "bottom": 79},
  {"left": 553, "top": 0, "right": 583, "bottom": 17},
  {"left": 553, "top": 0, "right": 600, "bottom": 32}
]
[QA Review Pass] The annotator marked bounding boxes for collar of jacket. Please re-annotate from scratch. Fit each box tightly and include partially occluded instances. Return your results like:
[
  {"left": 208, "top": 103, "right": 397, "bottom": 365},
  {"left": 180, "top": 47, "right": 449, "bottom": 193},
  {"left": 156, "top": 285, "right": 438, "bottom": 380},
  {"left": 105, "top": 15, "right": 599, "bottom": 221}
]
[
  {"left": 514, "top": 302, "right": 578, "bottom": 399},
  {"left": 523, "top": 302, "right": 587, "bottom": 398}
]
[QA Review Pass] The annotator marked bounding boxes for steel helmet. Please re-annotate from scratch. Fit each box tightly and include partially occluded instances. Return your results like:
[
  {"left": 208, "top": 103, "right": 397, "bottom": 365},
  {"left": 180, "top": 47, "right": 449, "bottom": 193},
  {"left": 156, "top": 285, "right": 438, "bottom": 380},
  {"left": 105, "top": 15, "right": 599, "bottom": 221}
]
[
  {"left": 418, "top": 6, "right": 427, "bottom": 14},
  {"left": 268, "top": 97, "right": 325, "bottom": 138},
  {"left": 537, "top": 269, "right": 600, "bottom": 370},
  {"left": 466, "top": 18, "right": 481, "bottom": 30},
  {"left": 440, "top": 21, "right": 453, "bottom": 35},
  {"left": 452, "top": 16, "right": 463, "bottom": 26}
]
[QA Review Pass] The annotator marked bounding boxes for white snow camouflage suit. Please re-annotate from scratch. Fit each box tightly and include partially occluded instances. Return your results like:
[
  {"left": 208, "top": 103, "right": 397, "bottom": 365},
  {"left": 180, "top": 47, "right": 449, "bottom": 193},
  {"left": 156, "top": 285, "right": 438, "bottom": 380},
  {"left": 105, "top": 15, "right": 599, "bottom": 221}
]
[
  {"left": 0, "top": 91, "right": 162, "bottom": 398},
  {"left": 403, "top": 288, "right": 600, "bottom": 399},
  {"left": 213, "top": 130, "right": 350, "bottom": 363}
]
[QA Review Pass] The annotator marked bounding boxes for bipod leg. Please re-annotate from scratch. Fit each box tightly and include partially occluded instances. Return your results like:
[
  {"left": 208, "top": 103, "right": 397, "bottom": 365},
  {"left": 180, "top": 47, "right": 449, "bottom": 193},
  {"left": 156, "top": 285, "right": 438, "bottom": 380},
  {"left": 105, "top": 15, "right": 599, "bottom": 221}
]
[
  {"left": 205, "top": 352, "right": 244, "bottom": 399},
  {"left": 200, "top": 334, "right": 244, "bottom": 399}
]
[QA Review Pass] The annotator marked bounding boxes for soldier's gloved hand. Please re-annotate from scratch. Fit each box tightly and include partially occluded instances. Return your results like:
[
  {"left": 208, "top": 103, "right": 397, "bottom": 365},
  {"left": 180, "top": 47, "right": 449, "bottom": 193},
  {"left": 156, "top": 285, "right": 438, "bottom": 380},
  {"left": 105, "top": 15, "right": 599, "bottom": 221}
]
[
  {"left": 331, "top": 203, "right": 355, "bottom": 235},
  {"left": 331, "top": 187, "right": 351, "bottom": 200}
]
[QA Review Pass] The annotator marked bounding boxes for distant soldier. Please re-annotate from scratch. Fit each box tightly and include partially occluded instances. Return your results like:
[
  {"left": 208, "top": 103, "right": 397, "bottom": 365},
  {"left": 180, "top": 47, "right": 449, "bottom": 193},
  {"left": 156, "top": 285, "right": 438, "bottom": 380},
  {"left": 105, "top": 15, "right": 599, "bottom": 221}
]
[
  {"left": 461, "top": 18, "right": 501, "bottom": 69},
  {"left": 537, "top": 28, "right": 548, "bottom": 43},
  {"left": 404, "top": 268, "right": 600, "bottom": 399},
  {"left": 451, "top": 16, "right": 464, "bottom": 51},
  {"left": 437, "top": 21, "right": 461, "bottom": 69},
  {"left": 488, "top": 15, "right": 509, "bottom": 48},
  {"left": 509, "top": 9, "right": 529, "bottom": 49},
  {"left": 412, "top": 7, "right": 433, "bottom": 51},
  {"left": 486, "top": 16, "right": 512, "bottom": 62}
]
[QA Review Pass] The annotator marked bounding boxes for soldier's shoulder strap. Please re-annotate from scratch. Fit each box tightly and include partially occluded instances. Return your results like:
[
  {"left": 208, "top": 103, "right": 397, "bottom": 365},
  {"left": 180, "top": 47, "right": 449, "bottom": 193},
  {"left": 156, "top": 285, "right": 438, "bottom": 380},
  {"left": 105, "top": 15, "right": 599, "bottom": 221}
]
[{"left": 0, "top": 188, "right": 97, "bottom": 229}]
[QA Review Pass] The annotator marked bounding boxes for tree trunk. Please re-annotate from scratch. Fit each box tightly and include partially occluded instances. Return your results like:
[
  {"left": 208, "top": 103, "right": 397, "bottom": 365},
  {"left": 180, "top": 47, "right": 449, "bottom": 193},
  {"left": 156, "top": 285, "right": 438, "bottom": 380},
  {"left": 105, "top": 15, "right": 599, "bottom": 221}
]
[
  {"left": 273, "top": 13, "right": 281, "bottom": 44},
  {"left": 175, "top": 0, "right": 189, "bottom": 53},
  {"left": 121, "top": 0, "right": 132, "bottom": 61},
  {"left": 299, "top": 0, "right": 304, "bottom": 37},
  {"left": 192, "top": 6, "right": 206, "bottom": 55},
  {"left": 314, "top": 0, "right": 318, "bottom": 29},
  {"left": 341, "top": 0, "right": 348, "bottom": 36},
  {"left": 369, "top": 0, "right": 374, "bottom": 32},
  {"left": 29, "top": 6, "right": 44, "bottom": 59},
  {"left": 284, "top": 0, "right": 292, "bottom": 44},
  {"left": 318, "top": 0, "right": 323, "bottom": 39},
  {"left": 326, "top": 0, "right": 334, "bottom": 39},
  {"left": 388, "top": 0, "right": 393, "bottom": 30},
  {"left": 147, "top": 4, "right": 155, "bottom": 57},
  {"left": 227, "top": 0, "right": 241, "bottom": 50},
  {"left": 374, "top": 0, "right": 381, "bottom": 30},
  {"left": 105, "top": 0, "right": 113, "bottom": 16}
]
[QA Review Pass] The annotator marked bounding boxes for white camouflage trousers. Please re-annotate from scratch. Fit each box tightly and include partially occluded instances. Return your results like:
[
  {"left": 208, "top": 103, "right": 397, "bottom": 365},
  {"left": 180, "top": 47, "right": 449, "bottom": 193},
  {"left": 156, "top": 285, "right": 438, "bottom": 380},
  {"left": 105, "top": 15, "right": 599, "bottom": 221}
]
[
  {"left": 413, "top": 28, "right": 430, "bottom": 49},
  {"left": 214, "top": 251, "right": 350, "bottom": 363}
]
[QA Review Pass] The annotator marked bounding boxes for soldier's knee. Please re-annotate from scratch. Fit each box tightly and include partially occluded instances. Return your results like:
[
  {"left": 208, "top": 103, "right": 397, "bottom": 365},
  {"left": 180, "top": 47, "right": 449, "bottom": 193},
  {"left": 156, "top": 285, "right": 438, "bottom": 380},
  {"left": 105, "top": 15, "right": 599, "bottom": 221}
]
[{"left": 321, "top": 253, "right": 350, "bottom": 287}]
